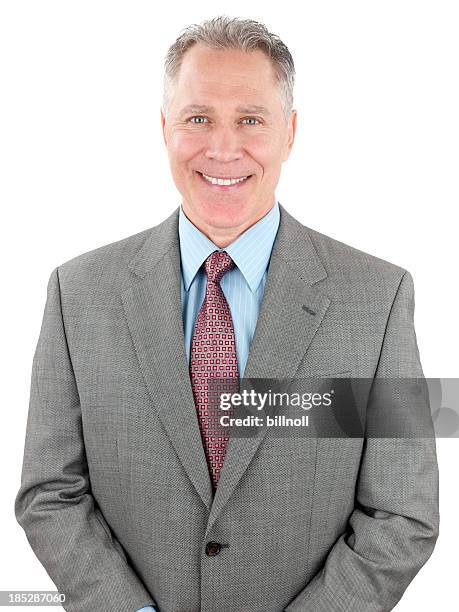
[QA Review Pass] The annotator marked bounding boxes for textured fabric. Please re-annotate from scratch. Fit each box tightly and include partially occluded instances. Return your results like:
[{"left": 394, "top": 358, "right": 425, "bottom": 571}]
[
  {"left": 189, "top": 250, "right": 239, "bottom": 489},
  {"left": 179, "top": 200, "right": 280, "bottom": 378},
  {"left": 15, "top": 204, "right": 439, "bottom": 612}
]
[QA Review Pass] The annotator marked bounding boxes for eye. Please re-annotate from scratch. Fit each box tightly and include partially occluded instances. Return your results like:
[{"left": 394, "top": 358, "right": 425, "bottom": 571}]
[
  {"left": 241, "top": 117, "right": 261, "bottom": 125},
  {"left": 189, "top": 116, "right": 209, "bottom": 124}
]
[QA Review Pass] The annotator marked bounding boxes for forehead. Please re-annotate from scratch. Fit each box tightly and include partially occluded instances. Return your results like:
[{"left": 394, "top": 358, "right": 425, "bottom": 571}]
[{"left": 172, "top": 44, "right": 279, "bottom": 108}]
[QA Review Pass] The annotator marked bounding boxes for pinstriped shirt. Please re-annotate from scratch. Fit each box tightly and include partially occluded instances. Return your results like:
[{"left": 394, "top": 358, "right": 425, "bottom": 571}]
[{"left": 178, "top": 200, "right": 280, "bottom": 379}]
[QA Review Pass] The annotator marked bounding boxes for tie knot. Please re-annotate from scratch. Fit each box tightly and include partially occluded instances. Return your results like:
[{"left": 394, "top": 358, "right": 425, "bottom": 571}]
[{"left": 204, "top": 250, "right": 235, "bottom": 284}]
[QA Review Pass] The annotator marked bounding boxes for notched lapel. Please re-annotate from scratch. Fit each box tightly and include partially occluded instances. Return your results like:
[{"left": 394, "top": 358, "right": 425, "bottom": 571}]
[
  {"left": 206, "top": 205, "right": 331, "bottom": 536},
  {"left": 121, "top": 208, "right": 214, "bottom": 509}
]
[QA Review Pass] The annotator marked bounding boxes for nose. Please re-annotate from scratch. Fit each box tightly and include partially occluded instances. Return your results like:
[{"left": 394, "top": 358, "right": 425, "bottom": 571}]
[{"left": 204, "top": 126, "right": 243, "bottom": 162}]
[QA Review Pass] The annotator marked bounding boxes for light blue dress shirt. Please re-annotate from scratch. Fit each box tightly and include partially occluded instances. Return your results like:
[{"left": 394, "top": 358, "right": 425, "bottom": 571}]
[{"left": 135, "top": 200, "right": 280, "bottom": 612}]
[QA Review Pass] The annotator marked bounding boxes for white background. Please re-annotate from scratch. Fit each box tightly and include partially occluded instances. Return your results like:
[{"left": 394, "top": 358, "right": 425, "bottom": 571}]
[{"left": 1, "top": 1, "right": 457, "bottom": 610}]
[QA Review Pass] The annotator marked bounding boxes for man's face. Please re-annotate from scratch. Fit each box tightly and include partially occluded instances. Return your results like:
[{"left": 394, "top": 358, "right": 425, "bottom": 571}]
[{"left": 161, "top": 44, "right": 297, "bottom": 233}]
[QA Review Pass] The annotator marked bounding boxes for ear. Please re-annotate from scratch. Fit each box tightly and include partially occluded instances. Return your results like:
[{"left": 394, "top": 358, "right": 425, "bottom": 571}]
[
  {"left": 283, "top": 109, "right": 297, "bottom": 161},
  {"left": 160, "top": 107, "right": 167, "bottom": 146}
]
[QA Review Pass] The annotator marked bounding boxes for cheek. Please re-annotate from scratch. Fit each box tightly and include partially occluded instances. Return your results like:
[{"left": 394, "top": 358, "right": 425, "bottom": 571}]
[
  {"left": 245, "top": 134, "right": 282, "bottom": 168},
  {"left": 168, "top": 132, "right": 202, "bottom": 163}
]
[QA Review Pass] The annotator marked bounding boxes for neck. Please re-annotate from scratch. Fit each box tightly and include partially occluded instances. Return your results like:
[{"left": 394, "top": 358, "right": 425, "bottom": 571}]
[{"left": 182, "top": 201, "right": 275, "bottom": 248}]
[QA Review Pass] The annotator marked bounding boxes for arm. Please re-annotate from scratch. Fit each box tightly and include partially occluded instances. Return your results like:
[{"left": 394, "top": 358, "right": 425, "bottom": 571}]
[
  {"left": 284, "top": 270, "right": 439, "bottom": 612},
  {"left": 15, "top": 267, "right": 157, "bottom": 612}
]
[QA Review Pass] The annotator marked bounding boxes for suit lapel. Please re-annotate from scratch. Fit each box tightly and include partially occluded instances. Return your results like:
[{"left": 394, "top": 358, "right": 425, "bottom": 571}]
[
  {"left": 121, "top": 208, "right": 214, "bottom": 509},
  {"left": 205, "top": 204, "right": 331, "bottom": 536}
]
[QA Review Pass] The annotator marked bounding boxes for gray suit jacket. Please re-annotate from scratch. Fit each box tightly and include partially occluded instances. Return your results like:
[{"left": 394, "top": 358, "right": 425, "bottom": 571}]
[{"left": 15, "top": 204, "right": 439, "bottom": 612}]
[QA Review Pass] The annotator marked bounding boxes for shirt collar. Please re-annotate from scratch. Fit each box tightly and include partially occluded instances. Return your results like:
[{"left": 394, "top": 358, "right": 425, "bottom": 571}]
[{"left": 178, "top": 200, "right": 280, "bottom": 293}]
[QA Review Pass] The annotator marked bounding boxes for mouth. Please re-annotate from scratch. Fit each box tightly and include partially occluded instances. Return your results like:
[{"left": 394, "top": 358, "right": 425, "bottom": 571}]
[{"left": 195, "top": 171, "right": 254, "bottom": 190}]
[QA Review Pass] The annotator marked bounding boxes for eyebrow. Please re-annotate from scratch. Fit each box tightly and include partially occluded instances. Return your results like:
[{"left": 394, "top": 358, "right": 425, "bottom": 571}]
[{"left": 178, "top": 104, "right": 272, "bottom": 117}]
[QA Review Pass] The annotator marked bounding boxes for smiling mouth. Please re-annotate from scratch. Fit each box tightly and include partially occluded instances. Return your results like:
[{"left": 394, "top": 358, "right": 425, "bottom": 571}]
[{"left": 195, "top": 171, "right": 253, "bottom": 189}]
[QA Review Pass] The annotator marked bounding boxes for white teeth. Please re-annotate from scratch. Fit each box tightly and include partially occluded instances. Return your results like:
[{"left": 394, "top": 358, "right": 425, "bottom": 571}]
[{"left": 201, "top": 173, "right": 249, "bottom": 186}]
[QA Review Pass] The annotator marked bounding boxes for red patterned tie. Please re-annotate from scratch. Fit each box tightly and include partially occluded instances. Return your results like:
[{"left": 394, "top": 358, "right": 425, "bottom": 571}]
[{"left": 189, "top": 250, "right": 239, "bottom": 489}]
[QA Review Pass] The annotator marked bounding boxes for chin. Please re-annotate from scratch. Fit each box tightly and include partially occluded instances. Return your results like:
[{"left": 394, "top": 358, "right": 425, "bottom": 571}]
[{"left": 193, "top": 198, "right": 251, "bottom": 226}]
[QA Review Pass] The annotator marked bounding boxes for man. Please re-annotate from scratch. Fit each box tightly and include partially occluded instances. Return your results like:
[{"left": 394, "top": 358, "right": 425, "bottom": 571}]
[{"left": 15, "top": 16, "right": 439, "bottom": 612}]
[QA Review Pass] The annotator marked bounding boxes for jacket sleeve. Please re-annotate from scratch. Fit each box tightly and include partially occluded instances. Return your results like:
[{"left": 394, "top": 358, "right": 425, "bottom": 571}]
[
  {"left": 14, "top": 267, "right": 157, "bottom": 612},
  {"left": 284, "top": 270, "right": 440, "bottom": 612}
]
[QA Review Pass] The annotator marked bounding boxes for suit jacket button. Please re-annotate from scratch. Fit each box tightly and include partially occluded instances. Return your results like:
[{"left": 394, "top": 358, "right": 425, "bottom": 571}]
[{"left": 205, "top": 541, "right": 222, "bottom": 556}]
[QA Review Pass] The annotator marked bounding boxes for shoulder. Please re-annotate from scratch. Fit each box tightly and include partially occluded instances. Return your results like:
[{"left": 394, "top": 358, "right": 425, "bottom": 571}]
[
  {"left": 279, "top": 206, "right": 412, "bottom": 304},
  {"left": 55, "top": 207, "right": 180, "bottom": 293},
  {"left": 306, "top": 225, "right": 407, "bottom": 284},
  {"left": 306, "top": 226, "right": 416, "bottom": 313},
  {"left": 55, "top": 226, "right": 154, "bottom": 293}
]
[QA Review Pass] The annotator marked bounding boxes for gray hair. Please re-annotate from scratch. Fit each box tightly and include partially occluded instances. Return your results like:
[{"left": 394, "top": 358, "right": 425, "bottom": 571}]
[{"left": 162, "top": 15, "right": 295, "bottom": 122}]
